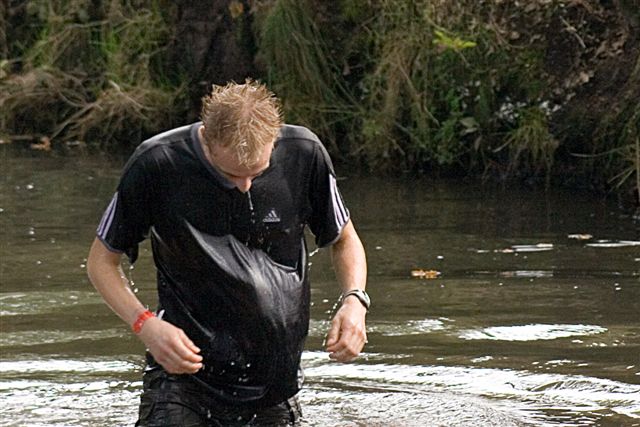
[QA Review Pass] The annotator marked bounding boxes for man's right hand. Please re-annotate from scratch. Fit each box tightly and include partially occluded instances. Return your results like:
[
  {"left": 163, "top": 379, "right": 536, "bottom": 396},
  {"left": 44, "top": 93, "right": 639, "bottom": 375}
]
[
  {"left": 86, "top": 238, "right": 203, "bottom": 375},
  {"left": 137, "top": 317, "right": 203, "bottom": 374}
]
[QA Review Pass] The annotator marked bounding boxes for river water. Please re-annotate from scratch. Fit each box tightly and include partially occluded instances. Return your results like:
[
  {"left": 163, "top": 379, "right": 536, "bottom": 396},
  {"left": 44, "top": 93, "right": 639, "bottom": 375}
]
[{"left": 1, "top": 152, "right": 639, "bottom": 426}]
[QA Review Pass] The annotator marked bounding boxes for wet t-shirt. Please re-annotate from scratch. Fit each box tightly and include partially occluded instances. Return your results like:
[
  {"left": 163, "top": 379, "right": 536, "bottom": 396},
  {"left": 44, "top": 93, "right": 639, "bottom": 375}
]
[{"left": 96, "top": 123, "right": 350, "bottom": 407}]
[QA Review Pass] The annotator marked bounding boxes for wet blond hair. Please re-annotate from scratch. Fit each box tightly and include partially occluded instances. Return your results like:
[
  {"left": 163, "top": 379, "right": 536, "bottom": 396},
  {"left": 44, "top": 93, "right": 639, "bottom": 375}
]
[{"left": 200, "top": 79, "right": 283, "bottom": 167}]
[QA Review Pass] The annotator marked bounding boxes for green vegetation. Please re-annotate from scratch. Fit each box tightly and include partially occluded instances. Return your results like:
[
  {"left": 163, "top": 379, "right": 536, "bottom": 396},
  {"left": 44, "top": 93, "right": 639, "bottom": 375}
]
[
  {"left": 2, "top": 0, "right": 639, "bottom": 200},
  {"left": 1, "top": 0, "right": 178, "bottom": 149}
]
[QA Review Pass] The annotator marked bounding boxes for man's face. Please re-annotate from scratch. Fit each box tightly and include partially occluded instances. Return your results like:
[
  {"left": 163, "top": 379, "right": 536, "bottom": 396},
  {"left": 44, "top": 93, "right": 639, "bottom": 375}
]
[{"left": 208, "top": 140, "right": 274, "bottom": 193}]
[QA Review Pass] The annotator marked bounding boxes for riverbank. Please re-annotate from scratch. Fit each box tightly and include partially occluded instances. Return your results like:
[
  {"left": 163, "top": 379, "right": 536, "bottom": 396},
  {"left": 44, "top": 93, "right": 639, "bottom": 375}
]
[{"left": 1, "top": 0, "right": 639, "bottom": 201}]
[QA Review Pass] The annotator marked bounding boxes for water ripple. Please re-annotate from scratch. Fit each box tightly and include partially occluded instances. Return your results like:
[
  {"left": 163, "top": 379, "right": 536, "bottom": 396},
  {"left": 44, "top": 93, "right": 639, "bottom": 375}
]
[
  {"left": 301, "top": 352, "right": 640, "bottom": 422},
  {"left": 586, "top": 240, "right": 640, "bottom": 248},
  {"left": 0, "top": 329, "right": 126, "bottom": 348},
  {"left": 0, "top": 291, "right": 104, "bottom": 316},
  {"left": 458, "top": 324, "right": 607, "bottom": 342},
  {"left": 0, "top": 358, "right": 138, "bottom": 375}
]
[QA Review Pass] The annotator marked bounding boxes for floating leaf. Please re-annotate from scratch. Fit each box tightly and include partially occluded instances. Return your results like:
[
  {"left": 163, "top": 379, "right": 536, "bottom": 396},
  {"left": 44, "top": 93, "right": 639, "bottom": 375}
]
[
  {"left": 411, "top": 269, "right": 441, "bottom": 279},
  {"left": 30, "top": 137, "right": 51, "bottom": 151}
]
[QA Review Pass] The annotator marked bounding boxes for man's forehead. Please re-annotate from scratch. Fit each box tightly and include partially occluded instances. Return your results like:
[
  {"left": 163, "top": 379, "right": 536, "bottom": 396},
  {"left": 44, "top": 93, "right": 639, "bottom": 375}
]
[{"left": 212, "top": 142, "right": 273, "bottom": 175}]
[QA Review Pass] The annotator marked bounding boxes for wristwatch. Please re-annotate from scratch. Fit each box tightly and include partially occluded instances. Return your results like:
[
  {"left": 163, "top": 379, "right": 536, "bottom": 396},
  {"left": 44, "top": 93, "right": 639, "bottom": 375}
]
[{"left": 341, "top": 289, "right": 371, "bottom": 311}]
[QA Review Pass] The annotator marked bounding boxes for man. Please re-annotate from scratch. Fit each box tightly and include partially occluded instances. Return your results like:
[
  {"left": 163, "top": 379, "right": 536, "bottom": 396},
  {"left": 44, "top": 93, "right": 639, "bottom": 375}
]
[{"left": 87, "top": 79, "right": 368, "bottom": 426}]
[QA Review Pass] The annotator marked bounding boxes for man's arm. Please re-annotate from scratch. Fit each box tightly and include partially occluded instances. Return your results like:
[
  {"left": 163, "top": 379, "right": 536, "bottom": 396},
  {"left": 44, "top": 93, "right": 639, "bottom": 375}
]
[
  {"left": 86, "top": 237, "right": 203, "bottom": 374},
  {"left": 325, "top": 220, "right": 368, "bottom": 362}
]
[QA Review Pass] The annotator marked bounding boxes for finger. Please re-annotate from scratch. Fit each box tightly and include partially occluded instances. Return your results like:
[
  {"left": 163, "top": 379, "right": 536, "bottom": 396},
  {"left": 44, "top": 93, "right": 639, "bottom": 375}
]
[
  {"left": 328, "top": 329, "right": 368, "bottom": 361},
  {"left": 179, "top": 330, "right": 201, "bottom": 354},
  {"left": 155, "top": 334, "right": 201, "bottom": 372},
  {"left": 326, "top": 326, "right": 353, "bottom": 352},
  {"left": 172, "top": 337, "right": 203, "bottom": 364},
  {"left": 327, "top": 317, "right": 364, "bottom": 351},
  {"left": 163, "top": 348, "right": 202, "bottom": 374},
  {"left": 177, "top": 360, "right": 203, "bottom": 374},
  {"left": 176, "top": 332, "right": 203, "bottom": 362},
  {"left": 329, "top": 347, "right": 357, "bottom": 363},
  {"left": 324, "top": 317, "right": 342, "bottom": 348}
]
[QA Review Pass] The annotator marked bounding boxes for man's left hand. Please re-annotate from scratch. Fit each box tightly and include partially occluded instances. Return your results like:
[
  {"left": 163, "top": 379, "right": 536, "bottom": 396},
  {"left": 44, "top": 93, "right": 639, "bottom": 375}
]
[{"left": 325, "top": 297, "right": 367, "bottom": 362}]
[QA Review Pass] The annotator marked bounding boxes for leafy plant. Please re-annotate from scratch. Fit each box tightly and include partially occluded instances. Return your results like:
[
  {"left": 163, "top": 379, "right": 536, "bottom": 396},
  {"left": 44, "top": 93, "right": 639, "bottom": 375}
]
[{"left": 495, "top": 107, "right": 558, "bottom": 182}]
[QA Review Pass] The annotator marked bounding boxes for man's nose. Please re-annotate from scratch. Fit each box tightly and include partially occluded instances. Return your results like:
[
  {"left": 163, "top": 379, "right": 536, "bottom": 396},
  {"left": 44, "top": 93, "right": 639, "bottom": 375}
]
[{"left": 235, "top": 177, "right": 252, "bottom": 193}]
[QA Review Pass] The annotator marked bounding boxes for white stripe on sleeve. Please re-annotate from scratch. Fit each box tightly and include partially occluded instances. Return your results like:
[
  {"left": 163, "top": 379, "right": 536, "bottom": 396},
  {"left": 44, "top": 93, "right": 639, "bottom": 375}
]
[
  {"left": 97, "top": 192, "right": 118, "bottom": 238},
  {"left": 329, "top": 175, "right": 348, "bottom": 229}
]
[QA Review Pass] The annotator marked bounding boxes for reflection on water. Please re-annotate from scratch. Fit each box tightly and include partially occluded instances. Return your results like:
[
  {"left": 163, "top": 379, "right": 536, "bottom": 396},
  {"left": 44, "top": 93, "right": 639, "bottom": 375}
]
[
  {"left": 459, "top": 324, "right": 608, "bottom": 342},
  {"left": 1, "top": 153, "right": 639, "bottom": 426},
  {"left": 586, "top": 240, "right": 640, "bottom": 248}
]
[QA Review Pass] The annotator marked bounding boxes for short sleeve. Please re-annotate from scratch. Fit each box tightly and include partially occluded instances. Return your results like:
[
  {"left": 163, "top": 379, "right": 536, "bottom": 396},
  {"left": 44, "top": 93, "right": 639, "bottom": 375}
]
[
  {"left": 96, "top": 153, "right": 153, "bottom": 263},
  {"left": 308, "top": 141, "right": 350, "bottom": 247}
]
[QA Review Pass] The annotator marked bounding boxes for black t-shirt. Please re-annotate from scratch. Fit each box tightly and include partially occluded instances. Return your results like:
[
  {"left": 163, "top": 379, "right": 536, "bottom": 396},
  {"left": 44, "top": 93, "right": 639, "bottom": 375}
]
[{"left": 96, "top": 122, "right": 350, "bottom": 407}]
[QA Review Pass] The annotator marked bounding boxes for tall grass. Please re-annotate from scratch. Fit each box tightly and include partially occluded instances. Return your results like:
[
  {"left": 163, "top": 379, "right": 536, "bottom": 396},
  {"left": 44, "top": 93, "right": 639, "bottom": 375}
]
[
  {"left": 496, "top": 107, "right": 558, "bottom": 183},
  {"left": 1, "top": 0, "right": 178, "bottom": 147},
  {"left": 257, "top": 0, "right": 552, "bottom": 174},
  {"left": 257, "top": 0, "right": 360, "bottom": 154},
  {"left": 585, "top": 53, "right": 640, "bottom": 196}
]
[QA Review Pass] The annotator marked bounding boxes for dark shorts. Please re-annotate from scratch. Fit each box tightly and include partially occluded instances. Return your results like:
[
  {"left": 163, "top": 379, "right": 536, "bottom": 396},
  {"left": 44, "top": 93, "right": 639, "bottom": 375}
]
[{"left": 135, "top": 370, "right": 302, "bottom": 427}]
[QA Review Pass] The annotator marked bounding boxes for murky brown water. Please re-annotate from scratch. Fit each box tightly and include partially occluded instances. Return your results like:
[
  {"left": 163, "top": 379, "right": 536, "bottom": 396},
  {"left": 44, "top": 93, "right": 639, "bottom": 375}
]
[{"left": 1, "top": 151, "right": 639, "bottom": 426}]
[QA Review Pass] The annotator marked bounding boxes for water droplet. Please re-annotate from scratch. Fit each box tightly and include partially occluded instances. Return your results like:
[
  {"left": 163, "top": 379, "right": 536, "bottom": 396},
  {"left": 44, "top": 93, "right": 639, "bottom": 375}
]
[
  {"left": 245, "top": 363, "right": 251, "bottom": 368},
  {"left": 26, "top": 184, "right": 34, "bottom": 190},
  {"left": 230, "top": 361, "right": 235, "bottom": 366},
  {"left": 36, "top": 260, "right": 42, "bottom": 265},
  {"left": 437, "top": 255, "right": 444, "bottom": 260}
]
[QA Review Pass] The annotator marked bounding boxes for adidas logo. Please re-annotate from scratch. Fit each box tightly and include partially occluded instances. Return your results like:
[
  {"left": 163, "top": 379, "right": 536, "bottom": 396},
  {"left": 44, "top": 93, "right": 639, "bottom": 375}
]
[{"left": 262, "top": 208, "right": 281, "bottom": 223}]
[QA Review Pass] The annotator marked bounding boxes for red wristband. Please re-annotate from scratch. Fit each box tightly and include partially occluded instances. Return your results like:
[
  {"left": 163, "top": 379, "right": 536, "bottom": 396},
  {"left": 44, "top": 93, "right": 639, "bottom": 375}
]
[{"left": 132, "top": 310, "right": 155, "bottom": 334}]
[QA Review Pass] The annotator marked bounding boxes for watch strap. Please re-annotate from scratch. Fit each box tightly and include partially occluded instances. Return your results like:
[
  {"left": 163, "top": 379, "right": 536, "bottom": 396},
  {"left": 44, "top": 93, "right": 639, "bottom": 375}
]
[{"left": 341, "top": 289, "right": 370, "bottom": 310}]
